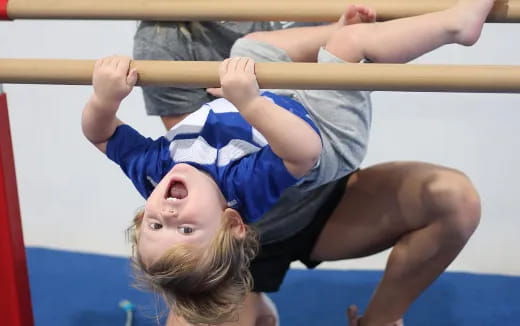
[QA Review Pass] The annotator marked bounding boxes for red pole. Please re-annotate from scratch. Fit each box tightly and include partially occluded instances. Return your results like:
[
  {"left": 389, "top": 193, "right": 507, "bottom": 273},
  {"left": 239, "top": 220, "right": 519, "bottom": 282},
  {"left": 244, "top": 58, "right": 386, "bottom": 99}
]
[
  {"left": 0, "top": 86, "right": 34, "bottom": 326},
  {"left": 0, "top": 0, "right": 9, "bottom": 20}
]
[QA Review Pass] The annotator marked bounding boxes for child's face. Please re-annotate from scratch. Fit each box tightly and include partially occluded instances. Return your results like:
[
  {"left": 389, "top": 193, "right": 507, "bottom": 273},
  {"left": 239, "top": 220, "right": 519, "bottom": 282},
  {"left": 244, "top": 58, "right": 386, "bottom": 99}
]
[{"left": 138, "top": 163, "right": 227, "bottom": 266}]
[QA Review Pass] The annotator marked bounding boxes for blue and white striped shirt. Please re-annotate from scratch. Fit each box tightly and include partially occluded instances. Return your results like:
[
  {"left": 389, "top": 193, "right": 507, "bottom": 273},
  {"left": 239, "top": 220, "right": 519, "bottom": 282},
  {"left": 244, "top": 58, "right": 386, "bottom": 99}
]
[{"left": 107, "top": 91, "right": 319, "bottom": 223}]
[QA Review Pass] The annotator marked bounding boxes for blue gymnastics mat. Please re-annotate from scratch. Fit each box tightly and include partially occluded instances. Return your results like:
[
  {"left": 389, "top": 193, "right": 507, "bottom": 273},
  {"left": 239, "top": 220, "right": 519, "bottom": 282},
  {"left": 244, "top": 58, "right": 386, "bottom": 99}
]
[{"left": 26, "top": 247, "right": 520, "bottom": 326}]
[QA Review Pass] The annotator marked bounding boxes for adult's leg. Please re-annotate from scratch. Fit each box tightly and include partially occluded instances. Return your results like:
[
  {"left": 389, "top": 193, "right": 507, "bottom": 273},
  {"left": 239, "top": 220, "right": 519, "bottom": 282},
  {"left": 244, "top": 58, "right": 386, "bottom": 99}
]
[
  {"left": 166, "top": 292, "right": 278, "bottom": 326},
  {"left": 310, "top": 162, "right": 481, "bottom": 326},
  {"left": 325, "top": 0, "right": 494, "bottom": 63},
  {"left": 243, "top": 5, "right": 376, "bottom": 62}
]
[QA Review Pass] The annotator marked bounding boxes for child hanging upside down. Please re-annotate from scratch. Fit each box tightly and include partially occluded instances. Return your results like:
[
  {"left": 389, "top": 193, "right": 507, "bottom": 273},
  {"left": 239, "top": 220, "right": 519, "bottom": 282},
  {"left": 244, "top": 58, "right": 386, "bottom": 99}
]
[{"left": 82, "top": 1, "right": 493, "bottom": 325}]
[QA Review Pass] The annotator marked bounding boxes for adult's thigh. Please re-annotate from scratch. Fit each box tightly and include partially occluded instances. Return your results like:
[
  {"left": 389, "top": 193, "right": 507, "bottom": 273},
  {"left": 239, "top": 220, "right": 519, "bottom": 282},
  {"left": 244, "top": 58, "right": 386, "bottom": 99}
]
[{"left": 310, "top": 161, "right": 479, "bottom": 261}]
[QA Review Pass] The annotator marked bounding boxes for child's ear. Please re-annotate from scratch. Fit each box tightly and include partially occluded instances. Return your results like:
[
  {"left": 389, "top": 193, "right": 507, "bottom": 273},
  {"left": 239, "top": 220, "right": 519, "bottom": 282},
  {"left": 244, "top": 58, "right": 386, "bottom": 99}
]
[{"left": 223, "top": 208, "right": 246, "bottom": 239}]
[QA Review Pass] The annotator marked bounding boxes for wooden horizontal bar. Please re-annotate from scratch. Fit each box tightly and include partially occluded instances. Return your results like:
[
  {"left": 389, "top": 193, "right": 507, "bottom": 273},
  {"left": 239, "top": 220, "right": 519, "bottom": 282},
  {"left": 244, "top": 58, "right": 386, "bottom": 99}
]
[
  {"left": 2, "top": 59, "right": 520, "bottom": 93},
  {"left": 5, "top": 0, "right": 518, "bottom": 23}
]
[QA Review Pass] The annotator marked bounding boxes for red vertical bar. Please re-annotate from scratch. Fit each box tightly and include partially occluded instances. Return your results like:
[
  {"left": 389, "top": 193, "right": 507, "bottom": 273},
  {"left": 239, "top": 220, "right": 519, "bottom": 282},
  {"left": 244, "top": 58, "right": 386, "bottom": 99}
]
[
  {"left": 0, "top": 0, "right": 10, "bottom": 20},
  {"left": 0, "top": 89, "right": 34, "bottom": 326}
]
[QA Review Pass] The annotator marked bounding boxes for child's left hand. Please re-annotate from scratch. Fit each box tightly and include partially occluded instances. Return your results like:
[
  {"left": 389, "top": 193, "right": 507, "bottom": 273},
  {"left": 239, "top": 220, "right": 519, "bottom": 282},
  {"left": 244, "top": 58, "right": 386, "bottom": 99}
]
[{"left": 219, "top": 57, "right": 260, "bottom": 111}]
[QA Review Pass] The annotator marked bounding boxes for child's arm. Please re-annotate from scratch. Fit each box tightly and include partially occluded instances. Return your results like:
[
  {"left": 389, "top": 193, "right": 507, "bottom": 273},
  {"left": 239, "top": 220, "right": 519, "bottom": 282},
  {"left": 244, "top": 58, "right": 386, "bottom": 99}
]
[
  {"left": 220, "top": 57, "right": 322, "bottom": 178},
  {"left": 81, "top": 55, "right": 138, "bottom": 153}
]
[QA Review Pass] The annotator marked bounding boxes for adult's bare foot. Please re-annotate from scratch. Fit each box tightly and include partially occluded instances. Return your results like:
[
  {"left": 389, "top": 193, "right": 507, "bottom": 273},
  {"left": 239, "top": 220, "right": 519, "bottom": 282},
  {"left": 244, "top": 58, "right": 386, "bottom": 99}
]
[
  {"left": 347, "top": 305, "right": 362, "bottom": 326},
  {"left": 347, "top": 305, "right": 404, "bottom": 326}
]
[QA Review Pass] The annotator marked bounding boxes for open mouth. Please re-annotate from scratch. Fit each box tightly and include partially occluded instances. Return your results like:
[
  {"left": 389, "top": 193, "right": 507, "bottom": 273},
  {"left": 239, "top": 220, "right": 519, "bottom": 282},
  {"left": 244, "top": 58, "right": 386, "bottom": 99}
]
[{"left": 166, "top": 180, "right": 188, "bottom": 200}]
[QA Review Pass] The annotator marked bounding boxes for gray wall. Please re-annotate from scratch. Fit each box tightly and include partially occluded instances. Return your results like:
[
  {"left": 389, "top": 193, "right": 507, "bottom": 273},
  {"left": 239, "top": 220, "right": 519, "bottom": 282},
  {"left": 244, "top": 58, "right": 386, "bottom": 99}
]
[{"left": 1, "top": 20, "right": 519, "bottom": 275}]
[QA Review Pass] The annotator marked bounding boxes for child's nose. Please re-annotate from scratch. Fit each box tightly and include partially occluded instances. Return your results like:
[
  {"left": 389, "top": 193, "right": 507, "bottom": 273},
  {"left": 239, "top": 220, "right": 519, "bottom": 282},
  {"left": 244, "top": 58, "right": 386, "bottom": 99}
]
[{"left": 161, "top": 207, "right": 177, "bottom": 218}]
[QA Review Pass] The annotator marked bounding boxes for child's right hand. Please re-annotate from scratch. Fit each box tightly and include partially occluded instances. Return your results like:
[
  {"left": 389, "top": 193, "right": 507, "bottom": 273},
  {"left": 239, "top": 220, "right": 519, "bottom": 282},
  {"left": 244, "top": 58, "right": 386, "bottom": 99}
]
[
  {"left": 219, "top": 57, "right": 260, "bottom": 112},
  {"left": 92, "top": 55, "right": 138, "bottom": 106}
]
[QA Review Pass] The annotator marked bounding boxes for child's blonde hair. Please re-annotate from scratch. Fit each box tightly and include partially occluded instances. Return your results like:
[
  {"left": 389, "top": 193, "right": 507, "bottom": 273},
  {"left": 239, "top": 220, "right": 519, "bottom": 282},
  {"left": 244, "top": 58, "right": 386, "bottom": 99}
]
[{"left": 128, "top": 209, "right": 259, "bottom": 324}]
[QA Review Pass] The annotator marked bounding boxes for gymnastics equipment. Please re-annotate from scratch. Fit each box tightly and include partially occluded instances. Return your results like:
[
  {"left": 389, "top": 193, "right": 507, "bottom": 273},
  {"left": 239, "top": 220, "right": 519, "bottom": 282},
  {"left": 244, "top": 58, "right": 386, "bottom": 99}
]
[
  {"left": 1, "top": 59, "right": 520, "bottom": 93},
  {"left": 0, "top": 84, "right": 34, "bottom": 326},
  {"left": 0, "top": 0, "right": 517, "bottom": 22}
]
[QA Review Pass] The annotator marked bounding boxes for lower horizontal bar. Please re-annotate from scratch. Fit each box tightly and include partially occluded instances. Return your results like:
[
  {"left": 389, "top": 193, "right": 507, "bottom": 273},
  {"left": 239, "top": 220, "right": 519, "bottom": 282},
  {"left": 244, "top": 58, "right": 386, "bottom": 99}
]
[{"left": 1, "top": 59, "right": 520, "bottom": 93}]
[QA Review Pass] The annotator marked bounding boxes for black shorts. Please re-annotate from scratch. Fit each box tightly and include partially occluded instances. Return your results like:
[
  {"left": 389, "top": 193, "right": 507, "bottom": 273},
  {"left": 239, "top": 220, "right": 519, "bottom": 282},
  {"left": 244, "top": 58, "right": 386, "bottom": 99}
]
[{"left": 250, "top": 174, "right": 350, "bottom": 292}]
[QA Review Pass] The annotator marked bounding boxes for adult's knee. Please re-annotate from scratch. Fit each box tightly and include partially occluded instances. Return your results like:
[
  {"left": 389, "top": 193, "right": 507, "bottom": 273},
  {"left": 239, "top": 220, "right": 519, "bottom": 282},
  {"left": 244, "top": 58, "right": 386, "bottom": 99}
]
[{"left": 423, "top": 169, "right": 481, "bottom": 241}]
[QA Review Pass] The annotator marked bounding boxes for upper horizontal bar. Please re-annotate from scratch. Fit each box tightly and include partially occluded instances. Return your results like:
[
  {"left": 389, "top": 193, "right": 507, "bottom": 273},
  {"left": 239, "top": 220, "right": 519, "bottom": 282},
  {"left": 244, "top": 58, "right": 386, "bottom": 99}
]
[
  {"left": 3, "top": 0, "right": 518, "bottom": 22},
  {"left": 2, "top": 59, "right": 520, "bottom": 93}
]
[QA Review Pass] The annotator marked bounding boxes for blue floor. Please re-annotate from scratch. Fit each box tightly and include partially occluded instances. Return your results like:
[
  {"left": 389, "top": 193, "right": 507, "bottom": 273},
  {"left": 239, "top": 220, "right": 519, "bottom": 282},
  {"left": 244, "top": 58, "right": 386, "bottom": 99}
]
[{"left": 26, "top": 247, "right": 520, "bottom": 326}]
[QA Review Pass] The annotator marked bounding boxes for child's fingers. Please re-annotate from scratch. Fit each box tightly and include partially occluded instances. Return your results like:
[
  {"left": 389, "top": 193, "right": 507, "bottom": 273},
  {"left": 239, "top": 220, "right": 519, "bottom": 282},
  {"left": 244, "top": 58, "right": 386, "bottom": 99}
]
[
  {"left": 114, "top": 55, "right": 129, "bottom": 72},
  {"left": 94, "top": 58, "right": 103, "bottom": 68},
  {"left": 228, "top": 57, "right": 240, "bottom": 72},
  {"left": 104, "top": 55, "right": 115, "bottom": 67},
  {"left": 99, "top": 56, "right": 112, "bottom": 68},
  {"left": 236, "top": 57, "right": 249, "bottom": 72},
  {"left": 244, "top": 58, "right": 255, "bottom": 74},
  {"left": 114, "top": 56, "right": 131, "bottom": 76},
  {"left": 219, "top": 58, "right": 231, "bottom": 79},
  {"left": 113, "top": 56, "right": 122, "bottom": 71},
  {"left": 126, "top": 68, "right": 138, "bottom": 86}
]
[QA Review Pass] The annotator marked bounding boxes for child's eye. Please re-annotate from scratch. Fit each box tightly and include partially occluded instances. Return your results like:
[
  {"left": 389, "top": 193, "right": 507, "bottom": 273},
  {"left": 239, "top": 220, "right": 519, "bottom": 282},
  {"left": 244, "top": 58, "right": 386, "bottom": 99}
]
[
  {"left": 178, "top": 226, "right": 194, "bottom": 234},
  {"left": 149, "top": 222, "right": 163, "bottom": 230}
]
